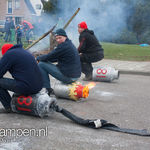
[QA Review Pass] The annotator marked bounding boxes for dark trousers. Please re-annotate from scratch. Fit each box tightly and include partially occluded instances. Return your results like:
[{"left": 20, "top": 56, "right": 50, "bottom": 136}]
[
  {"left": 17, "top": 37, "right": 22, "bottom": 45},
  {"left": 25, "top": 29, "right": 32, "bottom": 42},
  {"left": 4, "top": 30, "right": 11, "bottom": 42},
  {"left": 0, "top": 78, "right": 19, "bottom": 109},
  {"left": 80, "top": 51, "right": 104, "bottom": 76}
]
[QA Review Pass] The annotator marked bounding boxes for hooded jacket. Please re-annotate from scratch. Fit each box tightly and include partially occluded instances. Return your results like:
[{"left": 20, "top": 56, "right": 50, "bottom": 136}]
[
  {"left": 0, "top": 45, "right": 43, "bottom": 94},
  {"left": 22, "top": 20, "right": 34, "bottom": 30},
  {"left": 78, "top": 29, "right": 104, "bottom": 55}
]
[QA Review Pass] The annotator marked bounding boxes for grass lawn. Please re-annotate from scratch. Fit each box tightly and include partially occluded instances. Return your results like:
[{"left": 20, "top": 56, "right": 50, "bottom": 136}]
[
  {"left": 0, "top": 34, "right": 150, "bottom": 62},
  {"left": 0, "top": 33, "right": 33, "bottom": 51},
  {"left": 102, "top": 42, "right": 150, "bottom": 61}
]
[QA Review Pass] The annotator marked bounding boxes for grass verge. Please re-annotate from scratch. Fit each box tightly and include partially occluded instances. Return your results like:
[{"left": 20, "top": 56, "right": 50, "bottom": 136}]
[{"left": 102, "top": 42, "right": 150, "bottom": 61}]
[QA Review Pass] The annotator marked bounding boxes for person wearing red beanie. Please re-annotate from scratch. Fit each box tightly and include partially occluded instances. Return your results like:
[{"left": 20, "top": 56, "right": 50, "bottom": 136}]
[
  {"left": 78, "top": 21, "right": 104, "bottom": 81},
  {"left": 1, "top": 43, "right": 14, "bottom": 55},
  {"left": 0, "top": 44, "right": 43, "bottom": 112},
  {"left": 78, "top": 21, "right": 88, "bottom": 30},
  {"left": 22, "top": 20, "right": 34, "bottom": 44}
]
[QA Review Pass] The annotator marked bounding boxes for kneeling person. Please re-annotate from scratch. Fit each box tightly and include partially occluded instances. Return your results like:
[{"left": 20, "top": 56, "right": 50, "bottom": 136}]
[{"left": 78, "top": 21, "right": 104, "bottom": 81}]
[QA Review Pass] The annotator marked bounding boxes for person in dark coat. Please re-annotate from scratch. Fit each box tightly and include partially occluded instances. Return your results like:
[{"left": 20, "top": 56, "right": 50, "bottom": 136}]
[
  {"left": 78, "top": 21, "right": 104, "bottom": 80},
  {"left": 0, "top": 44, "right": 43, "bottom": 112},
  {"left": 37, "top": 28, "right": 81, "bottom": 95},
  {"left": 4, "top": 18, "right": 11, "bottom": 42}
]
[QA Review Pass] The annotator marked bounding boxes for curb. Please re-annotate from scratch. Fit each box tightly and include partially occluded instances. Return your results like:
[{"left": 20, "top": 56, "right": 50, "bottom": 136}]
[{"left": 119, "top": 70, "right": 150, "bottom": 76}]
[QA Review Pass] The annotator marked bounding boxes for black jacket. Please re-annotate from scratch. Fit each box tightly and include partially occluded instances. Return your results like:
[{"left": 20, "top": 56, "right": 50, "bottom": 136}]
[
  {"left": 37, "top": 38, "right": 81, "bottom": 78},
  {"left": 0, "top": 45, "right": 43, "bottom": 94},
  {"left": 78, "top": 29, "right": 104, "bottom": 55},
  {"left": 4, "top": 20, "right": 11, "bottom": 32}
]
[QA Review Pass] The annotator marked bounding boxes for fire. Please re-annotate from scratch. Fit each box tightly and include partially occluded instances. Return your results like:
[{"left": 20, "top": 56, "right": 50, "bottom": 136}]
[
  {"left": 69, "top": 82, "right": 89, "bottom": 100},
  {"left": 85, "top": 82, "right": 96, "bottom": 89},
  {"left": 82, "top": 86, "right": 89, "bottom": 98}
]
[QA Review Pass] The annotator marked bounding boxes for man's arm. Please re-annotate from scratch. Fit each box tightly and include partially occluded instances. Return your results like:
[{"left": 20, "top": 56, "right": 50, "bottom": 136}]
[
  {"left": 37, "top": 45, "right": 63, "bottom": 62},
  {"left": 78, "top": 35, "right": 86, "bottom": 53},
  {"left": 0, "top": 56, "right": 11, "bottom": 78}
]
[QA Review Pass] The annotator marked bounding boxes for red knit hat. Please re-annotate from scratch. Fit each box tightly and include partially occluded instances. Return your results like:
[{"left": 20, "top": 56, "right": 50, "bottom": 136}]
[
  {"left": 78, "top": 21, "right": 88, "bottom": 29},
  {"left": 1, "top": 43, "right": 14, "bottom": 55}
]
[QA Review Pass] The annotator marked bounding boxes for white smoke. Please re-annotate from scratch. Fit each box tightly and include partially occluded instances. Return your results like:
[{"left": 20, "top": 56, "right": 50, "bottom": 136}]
[
  {"left": 57, "top": 0, "right": 128, "bottom": 43},
  {"left": 30, "top": 0, "right": 129, "bottom": 51}
]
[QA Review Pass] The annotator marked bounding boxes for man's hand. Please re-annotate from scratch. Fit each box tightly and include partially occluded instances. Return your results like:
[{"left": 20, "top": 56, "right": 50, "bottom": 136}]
[{"left": 79, "top": 53, "right": 82, "bottom": 56}]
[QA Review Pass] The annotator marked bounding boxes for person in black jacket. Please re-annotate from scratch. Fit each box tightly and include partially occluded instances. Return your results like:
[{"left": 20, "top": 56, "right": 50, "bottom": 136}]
[
  {"left": 4, "top": 18, "right": 11, "bottom": 42},
  {"left": 78, "top": 21, "right": 104, "bottom": 81},
  {"left": 0, "top": 44, "right": 43, "bottom": 112},
  {"left": 37, "top": 28, "right": 81, "bottom": 95}
]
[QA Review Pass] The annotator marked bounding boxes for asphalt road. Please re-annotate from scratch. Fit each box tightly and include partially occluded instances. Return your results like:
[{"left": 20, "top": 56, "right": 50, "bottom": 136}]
[{"left": 0, "top": 74, "right": 150, "bottom": 150}]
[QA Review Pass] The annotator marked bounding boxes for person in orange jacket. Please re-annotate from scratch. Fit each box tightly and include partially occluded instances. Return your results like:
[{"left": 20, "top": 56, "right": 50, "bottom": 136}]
[{"left": 22, "top": 20, "right": 34, "bottom": 43}]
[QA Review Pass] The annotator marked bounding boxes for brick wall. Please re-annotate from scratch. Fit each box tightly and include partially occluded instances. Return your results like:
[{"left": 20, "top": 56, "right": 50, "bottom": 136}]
[
  {"left": 0, "top": 0, "right": 33, "bottom": 22},
  {"left": 0, "top": 0, "right": 7, "bottom": 20}
]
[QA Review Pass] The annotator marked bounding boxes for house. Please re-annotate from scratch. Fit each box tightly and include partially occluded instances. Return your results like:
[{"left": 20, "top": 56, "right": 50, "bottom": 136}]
[
  {"left": 0, "top": 0, "right": 43, "bottom": 25},
  {"left": 30, "top": 0, "right": 43, "bottom": 16}
]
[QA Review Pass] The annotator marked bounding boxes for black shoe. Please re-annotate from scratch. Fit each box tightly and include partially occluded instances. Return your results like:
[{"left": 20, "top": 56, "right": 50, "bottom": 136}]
[
  {"left": 46, "top": 88, "right": 54, "bottom": 96},
  {"left": 83, "top": 74, "right": 92, "bottom": 81},
  {"left": 0, "top": 108, "right": 13, "bottom": 113},
  {"left": 5, "top": 108, "right": 13, "bottom": 113}
]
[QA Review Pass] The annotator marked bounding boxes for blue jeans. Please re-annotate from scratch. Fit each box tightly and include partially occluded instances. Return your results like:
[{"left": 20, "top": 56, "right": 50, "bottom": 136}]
[
  {"left": 26, "top": 29, "right": 32, "bottom": 42},
  {"left": 0, "top": 78, "right": 19, "bottom": 109},
  {"left": 38, "top": 62, "right": 78, "bottom": 88}
]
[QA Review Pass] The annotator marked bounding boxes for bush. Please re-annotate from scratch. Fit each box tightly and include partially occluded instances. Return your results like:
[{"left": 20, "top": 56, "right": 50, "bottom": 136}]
[
  {"left": 113, "top": 29, "right": 138, "bottom": 44},
  {"left": 139, "top": 30, "right": 150, "bottom": 44}
]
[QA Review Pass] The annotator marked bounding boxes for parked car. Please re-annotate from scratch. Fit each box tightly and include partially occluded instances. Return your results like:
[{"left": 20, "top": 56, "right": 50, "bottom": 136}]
[{"left": 0, "top": 20, "right": 5, "bottom": 33}]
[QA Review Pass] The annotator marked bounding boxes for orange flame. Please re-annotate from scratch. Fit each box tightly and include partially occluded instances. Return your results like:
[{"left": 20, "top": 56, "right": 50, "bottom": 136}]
[
  {"left": 82, "top": 86, "right": 89, "bottom": 98},
  {"left": 85, "top": 82, "right": 96, "bottom": 89},
  {"left": 69, "top": 83, "right": 89, "bottom": 100}
]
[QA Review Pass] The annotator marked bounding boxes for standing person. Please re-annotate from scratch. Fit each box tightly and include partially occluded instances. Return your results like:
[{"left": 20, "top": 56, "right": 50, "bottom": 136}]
[
  {"left": 10, "top": 18, "right": 16, "bottom": 42},
  {"left": 37, "top": 28, "right": 81, "bottom": 95},
  {"left": 78, "top": 21, "right": 104, "bottom": 81},
  {"left": 4, "top": 18, "right": 11, "bottom": 42},
  {"left": 16, "top": 24, "right": 22, "bottom": 45},
  {"left": 22, "top": 20, "right": 34, "bottom": 44},
  {"left": 0, "top": 44, "right": 43, "bottom": 112}
]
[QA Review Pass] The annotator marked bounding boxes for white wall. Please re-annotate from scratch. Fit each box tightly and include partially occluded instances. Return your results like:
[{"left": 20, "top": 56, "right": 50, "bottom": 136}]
[{"left": 30, "top": 0, "right": 43, "bottom": 16}]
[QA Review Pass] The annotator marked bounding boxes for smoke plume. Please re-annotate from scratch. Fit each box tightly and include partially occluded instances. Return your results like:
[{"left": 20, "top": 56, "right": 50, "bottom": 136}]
[
  {"left": 57, "top": 0, "right": 128, "bottom": 43},
  {"left": 30, "top": 0, "right": 132, "bottom": 51}
]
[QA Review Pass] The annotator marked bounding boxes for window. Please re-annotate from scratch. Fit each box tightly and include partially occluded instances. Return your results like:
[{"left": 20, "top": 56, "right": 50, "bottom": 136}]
[
  {"left": 8, "top": 0, "right": 12, "bottom": 14},
  {"left": 15, "top": 17, "right": 22, "bottom": 25},
  {"left": 15, "top": 0, "right": 20, "bottom": 9}
]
